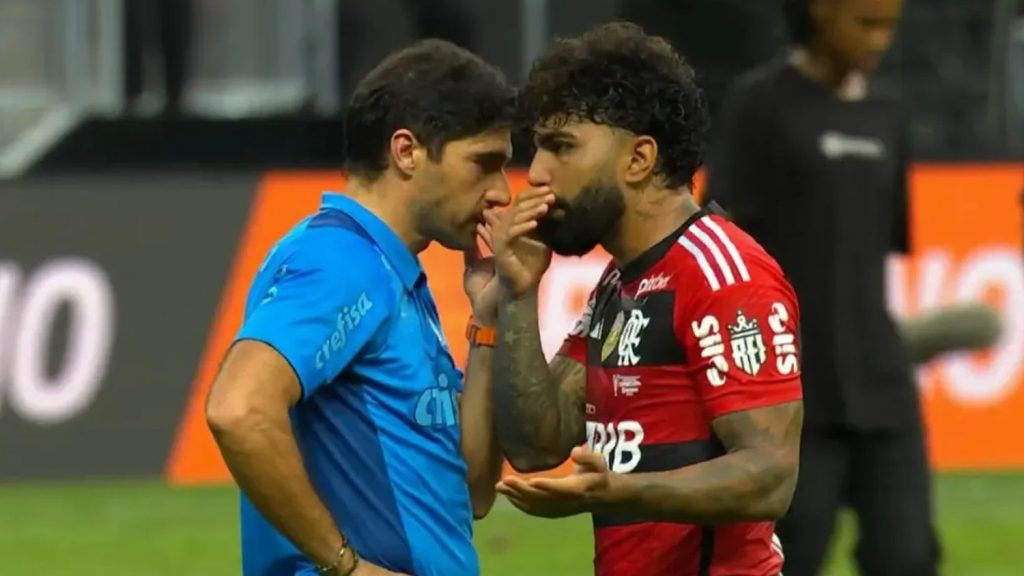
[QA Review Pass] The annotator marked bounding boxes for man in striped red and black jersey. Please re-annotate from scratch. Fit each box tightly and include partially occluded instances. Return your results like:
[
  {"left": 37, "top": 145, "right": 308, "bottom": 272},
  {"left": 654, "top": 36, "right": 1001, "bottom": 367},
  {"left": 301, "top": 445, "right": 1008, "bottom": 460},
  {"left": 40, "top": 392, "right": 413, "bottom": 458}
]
[{"left": 487, "top": 22, "right": 804, "bottom": 576}]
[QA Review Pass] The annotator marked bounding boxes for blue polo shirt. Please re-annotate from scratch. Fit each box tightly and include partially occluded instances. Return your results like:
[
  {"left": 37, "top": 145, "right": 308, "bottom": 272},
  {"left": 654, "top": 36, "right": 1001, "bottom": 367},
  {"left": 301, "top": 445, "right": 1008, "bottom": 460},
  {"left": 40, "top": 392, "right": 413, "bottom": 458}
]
[{"left": 235, "top": 193, "right": 476, "bottom": 576}]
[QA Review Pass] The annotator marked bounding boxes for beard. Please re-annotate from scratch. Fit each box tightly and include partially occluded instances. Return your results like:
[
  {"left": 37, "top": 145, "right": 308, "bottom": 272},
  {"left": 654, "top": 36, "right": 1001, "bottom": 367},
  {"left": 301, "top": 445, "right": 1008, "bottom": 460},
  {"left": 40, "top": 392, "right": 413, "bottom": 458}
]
[{"left": 535, "top": 179, "right": 625, "bottom": 256}]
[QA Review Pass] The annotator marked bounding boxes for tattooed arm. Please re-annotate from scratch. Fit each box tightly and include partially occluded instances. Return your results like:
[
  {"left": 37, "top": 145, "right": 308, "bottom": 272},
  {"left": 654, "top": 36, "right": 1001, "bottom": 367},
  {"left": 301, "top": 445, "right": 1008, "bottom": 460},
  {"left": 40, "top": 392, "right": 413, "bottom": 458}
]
[
  {"left": 603, "top": 401, "right": 802, "bottom": 522},
  {"left": 493, "top": 291, "right": 587, "bottom": 473}
]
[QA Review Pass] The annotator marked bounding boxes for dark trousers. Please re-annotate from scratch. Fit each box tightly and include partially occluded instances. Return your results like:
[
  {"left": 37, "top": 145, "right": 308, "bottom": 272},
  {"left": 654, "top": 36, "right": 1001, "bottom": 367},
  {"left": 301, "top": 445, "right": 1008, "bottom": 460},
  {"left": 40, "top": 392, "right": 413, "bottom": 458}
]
[
  {"left": 776, "top": 423, "right": 940, "bottom": 576},
  {"left": 125, "top": 0, "right": 192, "bottom": 112}
]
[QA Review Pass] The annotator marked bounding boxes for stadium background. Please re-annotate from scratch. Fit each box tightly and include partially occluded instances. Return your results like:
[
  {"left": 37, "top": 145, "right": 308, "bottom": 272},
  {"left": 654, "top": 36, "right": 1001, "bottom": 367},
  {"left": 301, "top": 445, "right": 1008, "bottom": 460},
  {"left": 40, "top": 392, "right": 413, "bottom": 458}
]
[{"left": 1, "top": 1, "right": 1022, "bottom": 574}]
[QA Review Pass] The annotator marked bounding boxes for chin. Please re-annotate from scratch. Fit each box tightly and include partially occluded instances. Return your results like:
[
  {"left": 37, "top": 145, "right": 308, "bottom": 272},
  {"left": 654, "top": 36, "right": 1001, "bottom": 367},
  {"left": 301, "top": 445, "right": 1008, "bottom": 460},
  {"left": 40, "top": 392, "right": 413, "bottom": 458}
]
[
  {"left": 549, "top": 244, "right": 589, "bottom": 257},
  {"left": 547, "top": 237, "right": 600, "bottom": 257},
  {"left": 855, "top": 54, "right": 883, "bottom": 74},
  {"left": 436, "top": 231, "right": 476, "bottom": 252}
]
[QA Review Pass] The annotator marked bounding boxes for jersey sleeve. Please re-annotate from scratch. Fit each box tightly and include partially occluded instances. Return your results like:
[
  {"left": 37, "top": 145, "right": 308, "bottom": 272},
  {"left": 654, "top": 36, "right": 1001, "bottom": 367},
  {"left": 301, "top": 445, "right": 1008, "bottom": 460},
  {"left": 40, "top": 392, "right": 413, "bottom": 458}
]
[
  {"left": 679, "top": 275, "right": 803, "bottom": 419},
  {"left": 235, "top": 229, "right": 394, "bottom": 399}
]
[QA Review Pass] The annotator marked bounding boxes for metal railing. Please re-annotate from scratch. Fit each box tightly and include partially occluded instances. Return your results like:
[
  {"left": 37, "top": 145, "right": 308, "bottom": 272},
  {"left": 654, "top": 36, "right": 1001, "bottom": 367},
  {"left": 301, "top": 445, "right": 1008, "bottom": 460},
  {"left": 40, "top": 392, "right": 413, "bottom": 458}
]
[{"left": 0, "top": 0, "right": 122, "bottom": 177}]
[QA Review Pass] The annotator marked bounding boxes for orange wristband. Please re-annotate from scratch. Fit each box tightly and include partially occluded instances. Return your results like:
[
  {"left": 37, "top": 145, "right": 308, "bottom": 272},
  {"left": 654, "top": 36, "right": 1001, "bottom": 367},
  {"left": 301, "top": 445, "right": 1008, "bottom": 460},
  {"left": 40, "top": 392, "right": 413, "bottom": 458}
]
[{"left": 466, "top": 316, "right": 497, "bottom": 347}]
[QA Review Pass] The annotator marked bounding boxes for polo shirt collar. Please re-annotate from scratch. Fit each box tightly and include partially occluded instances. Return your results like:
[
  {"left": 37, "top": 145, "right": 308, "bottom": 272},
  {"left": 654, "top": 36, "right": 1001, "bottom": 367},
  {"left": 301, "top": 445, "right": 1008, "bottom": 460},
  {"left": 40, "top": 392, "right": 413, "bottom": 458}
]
[{"left": 321, "top": 192, "right": 424, "bottom": 290}]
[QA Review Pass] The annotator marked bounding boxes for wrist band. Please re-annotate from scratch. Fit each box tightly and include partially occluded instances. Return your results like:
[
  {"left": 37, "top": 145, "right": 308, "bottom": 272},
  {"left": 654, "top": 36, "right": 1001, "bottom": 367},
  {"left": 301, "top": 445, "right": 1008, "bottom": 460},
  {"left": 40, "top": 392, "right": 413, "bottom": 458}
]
[
  {"left": 466, "top": 316, "right": 497, "bottom": 347},
  {"left": 338, "top": 551, "right": 360, "bottom": 576},
  {"left": 317, "top": 540, "right": 358, "bottom": 576}
]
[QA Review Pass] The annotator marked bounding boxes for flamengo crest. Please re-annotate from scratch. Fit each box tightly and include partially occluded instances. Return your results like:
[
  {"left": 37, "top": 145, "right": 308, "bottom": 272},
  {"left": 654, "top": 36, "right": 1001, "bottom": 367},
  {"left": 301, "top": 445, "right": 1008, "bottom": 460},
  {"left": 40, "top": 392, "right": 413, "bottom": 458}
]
[{"left": 728, "top": 310, "right": 767, "bottom": 376}]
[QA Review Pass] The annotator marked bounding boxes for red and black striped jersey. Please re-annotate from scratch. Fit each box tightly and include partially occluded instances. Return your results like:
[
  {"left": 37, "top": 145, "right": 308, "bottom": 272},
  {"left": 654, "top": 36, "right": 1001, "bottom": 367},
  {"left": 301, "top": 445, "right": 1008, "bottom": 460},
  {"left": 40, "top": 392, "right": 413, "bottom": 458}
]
[{"left": 559, "top": 211, "right": 802, "bottom": 576}]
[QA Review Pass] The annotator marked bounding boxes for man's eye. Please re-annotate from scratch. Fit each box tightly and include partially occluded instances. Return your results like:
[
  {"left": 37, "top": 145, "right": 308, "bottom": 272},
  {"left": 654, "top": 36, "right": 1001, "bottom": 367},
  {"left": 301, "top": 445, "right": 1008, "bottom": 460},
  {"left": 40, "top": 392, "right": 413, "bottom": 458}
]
[
  {"left": 477, "top": 158, "right": 506, "bottom": 173},
  {"left": 548, "top": 141, "right": 571, "bottom": 154}
]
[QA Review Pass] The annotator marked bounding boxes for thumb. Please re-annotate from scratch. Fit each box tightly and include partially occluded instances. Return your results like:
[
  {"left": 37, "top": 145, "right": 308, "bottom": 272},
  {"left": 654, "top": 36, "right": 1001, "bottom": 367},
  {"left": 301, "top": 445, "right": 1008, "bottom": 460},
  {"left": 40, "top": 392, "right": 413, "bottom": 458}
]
[{"left": 571, "top": 446, "right": 604, "bottom": 470}]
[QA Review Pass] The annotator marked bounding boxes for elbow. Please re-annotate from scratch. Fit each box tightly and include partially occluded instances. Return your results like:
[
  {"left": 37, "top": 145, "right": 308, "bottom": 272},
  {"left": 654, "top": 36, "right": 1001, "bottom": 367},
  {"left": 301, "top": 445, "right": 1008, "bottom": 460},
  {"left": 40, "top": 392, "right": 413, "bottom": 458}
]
[
  {"left": 465, "top": 468, "right": 499, "bottom": 520},
  {"left": 496, "top": 431, "right": 571, "bottom": 473},
  {"left": 471, "top": 491, "right": 497, "bottom": 520},
  {"left": 505, "top": 451, "right": 567, "bottom": 474},
  {"left": 205, "top": 389, "right": 265, "bottom": 441}
]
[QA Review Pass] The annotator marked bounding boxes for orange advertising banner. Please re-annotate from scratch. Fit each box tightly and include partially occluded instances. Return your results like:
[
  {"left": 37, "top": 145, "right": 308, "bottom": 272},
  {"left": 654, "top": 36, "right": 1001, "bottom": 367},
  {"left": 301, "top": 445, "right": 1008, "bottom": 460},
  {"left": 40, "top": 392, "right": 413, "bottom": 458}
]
[{"left": 167, "top": 165, "right": 1024, "bottom": 484}]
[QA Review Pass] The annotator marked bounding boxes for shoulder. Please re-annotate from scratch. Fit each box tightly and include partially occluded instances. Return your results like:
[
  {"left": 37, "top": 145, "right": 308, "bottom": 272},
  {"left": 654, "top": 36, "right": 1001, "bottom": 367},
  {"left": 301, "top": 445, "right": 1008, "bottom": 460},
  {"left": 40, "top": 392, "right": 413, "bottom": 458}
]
[
  {"left": 668, "top": 215, "right": 794, "bottom": 304},
  {"left": 723, "top": 59, "right": 790, "bottom": 108},
  {"left": 294, "top": 213, "right": 391, "bottom": 276},
  {"left": 258, "top": 213, "right": 397, "bottom": 304}
]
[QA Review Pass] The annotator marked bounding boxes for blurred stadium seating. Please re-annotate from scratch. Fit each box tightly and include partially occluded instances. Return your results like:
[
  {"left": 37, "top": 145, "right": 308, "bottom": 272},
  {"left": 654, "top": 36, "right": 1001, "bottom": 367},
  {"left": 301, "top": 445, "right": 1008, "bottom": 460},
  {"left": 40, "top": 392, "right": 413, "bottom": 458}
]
[{"left": 1, "top": 0, "right": 1022, "bottom": 177}]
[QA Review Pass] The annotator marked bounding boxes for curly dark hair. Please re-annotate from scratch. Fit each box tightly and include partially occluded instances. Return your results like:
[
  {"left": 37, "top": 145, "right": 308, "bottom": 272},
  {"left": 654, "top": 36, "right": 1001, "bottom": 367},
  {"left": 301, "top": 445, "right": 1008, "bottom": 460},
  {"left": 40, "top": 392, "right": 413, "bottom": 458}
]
[
  {"left": 518, "top": 22, "right": 709, "bottom": 189},
  {"left": 783, "top": 0, "right": 814, "bottom": 46},
  {"left": 344, "top": 39, "right": 515, "bottom": 179}
]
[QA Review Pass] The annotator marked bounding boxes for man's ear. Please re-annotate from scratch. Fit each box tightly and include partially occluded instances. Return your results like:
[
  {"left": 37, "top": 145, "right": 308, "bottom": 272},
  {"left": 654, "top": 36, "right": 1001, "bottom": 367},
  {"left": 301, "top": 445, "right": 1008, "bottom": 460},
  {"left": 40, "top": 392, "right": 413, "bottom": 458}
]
[
  {"left": 390, "top": 129, "right": 423, "bottom": 177},
  {"left": 622, "top": 135, "right": 658, "bottom": 185}
]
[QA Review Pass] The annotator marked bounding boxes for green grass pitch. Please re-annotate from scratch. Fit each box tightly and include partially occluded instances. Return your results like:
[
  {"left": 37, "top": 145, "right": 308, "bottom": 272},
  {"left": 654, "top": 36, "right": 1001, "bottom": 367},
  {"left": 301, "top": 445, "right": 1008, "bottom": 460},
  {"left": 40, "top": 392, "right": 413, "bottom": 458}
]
[{"left": 1, "top": 474, "right": 1022, "bottom": 575}]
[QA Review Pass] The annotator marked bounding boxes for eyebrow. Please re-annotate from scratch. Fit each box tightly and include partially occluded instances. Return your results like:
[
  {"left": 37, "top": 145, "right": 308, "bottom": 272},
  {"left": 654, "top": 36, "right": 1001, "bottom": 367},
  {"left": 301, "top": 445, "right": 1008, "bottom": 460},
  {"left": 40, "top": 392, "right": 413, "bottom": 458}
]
[
  {"left": 472, "top": 149, "right": 512, "bottom": 167},
  {"left": 534, "top": 130, "right": 576, "bottom": 148}
]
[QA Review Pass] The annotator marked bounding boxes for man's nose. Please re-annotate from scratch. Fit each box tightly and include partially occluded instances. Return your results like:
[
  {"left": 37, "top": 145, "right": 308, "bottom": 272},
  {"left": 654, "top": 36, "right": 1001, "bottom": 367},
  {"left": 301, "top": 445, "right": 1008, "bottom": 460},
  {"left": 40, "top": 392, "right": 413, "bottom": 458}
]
[{"left": 484, "top": 182, "right": 511, "bottom": 207}]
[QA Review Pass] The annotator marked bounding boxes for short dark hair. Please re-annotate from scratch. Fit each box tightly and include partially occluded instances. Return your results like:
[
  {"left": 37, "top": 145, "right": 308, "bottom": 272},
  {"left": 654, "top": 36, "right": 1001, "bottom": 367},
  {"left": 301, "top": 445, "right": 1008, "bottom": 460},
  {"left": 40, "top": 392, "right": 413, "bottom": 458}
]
[
  {"left": 343, "top": 39, "right": 515, "bottom": 179},
  {"left": 783, "top": 0, "right": 814, "bottom": 46},
  {"left": 518, "top": 22, "right": 708, "bottom": 189}
]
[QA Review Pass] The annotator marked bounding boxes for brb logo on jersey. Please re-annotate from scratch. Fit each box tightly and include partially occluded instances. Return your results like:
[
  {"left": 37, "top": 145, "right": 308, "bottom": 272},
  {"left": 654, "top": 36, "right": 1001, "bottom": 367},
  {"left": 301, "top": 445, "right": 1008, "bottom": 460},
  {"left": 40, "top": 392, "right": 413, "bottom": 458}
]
[
  {"left": 692, "top": 315, "right": 729, "bottom": 386},
  {"left": 415, "top": 372, "right": 460, "bottom": 428},
  {"left": 586, "top": 419, "right": 645, "bottom": 473},
  {"left": 768, "top": 302, "right": 799, "bottom": 375}
]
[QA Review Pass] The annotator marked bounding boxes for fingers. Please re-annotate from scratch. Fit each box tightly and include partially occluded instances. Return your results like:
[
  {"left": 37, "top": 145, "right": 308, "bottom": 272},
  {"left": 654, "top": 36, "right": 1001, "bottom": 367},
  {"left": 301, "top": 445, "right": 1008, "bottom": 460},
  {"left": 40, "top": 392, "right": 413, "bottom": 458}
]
[
  {"left": 498, "top": 477, "right": 549, "bottom": 516},
  {"left": 571, "top": 446, "right": 606, "bottom": 470},
  {"left": 572, "top": 445, "right": 600, "bottom": 460},
  {"left": 512, "top": 196, "right": 552, "bottom": 225},
  {"left": 514, "top": 187, "right": 556, "bottom": 207},
  {"left": 498, "top": 476, "right": 551, "bottom": 500},
  {"left": 482, "top": 209, "right": 503, "bottom": 230},
  {"left": 484, "top": 208, "right": 533, "bottom": 245},
  {"left": 504, "top": 493, "right": 535, "bottom": 514},
  {"left": 484, "top": 189, "right": 556, "bottom": 251},
  {"left": 528, "top": 476, "right": 587, "bottom": 496},
  {"left": 506, "top": 220, "right": 539, "bottom": 239},
  {"left": 496, "top": 476, "right": 530, "bottom": 495},
  {"left": 476, "top": 221, "right": 494, "bottom": 252}
]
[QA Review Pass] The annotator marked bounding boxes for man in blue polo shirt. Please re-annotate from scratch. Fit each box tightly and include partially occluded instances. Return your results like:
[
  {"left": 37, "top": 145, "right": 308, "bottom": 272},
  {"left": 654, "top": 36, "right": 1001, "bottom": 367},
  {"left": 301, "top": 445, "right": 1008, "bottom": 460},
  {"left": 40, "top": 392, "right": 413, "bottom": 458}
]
[{"left": 205, "top": 39, "right": 515, "bottom": 576}]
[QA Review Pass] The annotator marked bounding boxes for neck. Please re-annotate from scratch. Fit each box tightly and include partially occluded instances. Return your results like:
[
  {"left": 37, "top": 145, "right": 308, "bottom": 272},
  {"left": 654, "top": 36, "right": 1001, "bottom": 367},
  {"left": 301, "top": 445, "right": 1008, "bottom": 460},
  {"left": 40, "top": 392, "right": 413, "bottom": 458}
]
[
  {"left": 604, "top": 186, "right": 701, "bottom": 268},
  {"left": 343, "top": 176, "right": 431, "bottom": 254},
  {"left": 789, "top": 47, "right": 868, "bottom": 101}
]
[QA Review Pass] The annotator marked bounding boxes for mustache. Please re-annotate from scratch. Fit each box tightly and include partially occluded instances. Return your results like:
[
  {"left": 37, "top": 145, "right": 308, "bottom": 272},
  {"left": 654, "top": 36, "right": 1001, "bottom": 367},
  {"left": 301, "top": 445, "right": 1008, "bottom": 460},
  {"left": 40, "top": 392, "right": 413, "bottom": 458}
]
[{"left": 549, "top": 196, "right": 572, "bottom": 211}]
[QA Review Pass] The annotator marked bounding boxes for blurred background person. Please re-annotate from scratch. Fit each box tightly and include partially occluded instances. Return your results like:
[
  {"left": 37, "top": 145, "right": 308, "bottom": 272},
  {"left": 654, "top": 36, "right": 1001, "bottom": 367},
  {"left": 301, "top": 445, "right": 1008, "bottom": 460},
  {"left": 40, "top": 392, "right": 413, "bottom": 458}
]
[
  {"left": 124, "top": 0, "right": 193, "bottom": 116},
  {"left": 616, "top": 0, "right": 784, "bottom": 117},
  {"left": 702, "top": 0, "right": 941, "bottom": 574},
  {"left": 336, "top": 0, "right": 476, "bottom": 114}
]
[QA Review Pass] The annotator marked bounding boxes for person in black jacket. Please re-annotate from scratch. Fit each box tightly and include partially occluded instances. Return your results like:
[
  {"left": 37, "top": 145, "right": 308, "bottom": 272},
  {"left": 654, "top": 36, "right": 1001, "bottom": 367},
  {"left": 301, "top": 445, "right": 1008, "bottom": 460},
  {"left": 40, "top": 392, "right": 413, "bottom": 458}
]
[
  {"left": 703, "top": 1, "right": 941, "bottom": 574},
  {"left": 617, "top": 0, "right": 783, "bottom": 117},
  {"left": 124, "top": 0, "right": 192, "bottom": 115}
]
